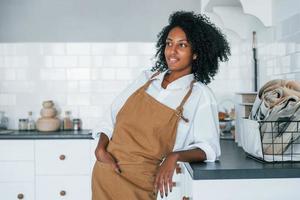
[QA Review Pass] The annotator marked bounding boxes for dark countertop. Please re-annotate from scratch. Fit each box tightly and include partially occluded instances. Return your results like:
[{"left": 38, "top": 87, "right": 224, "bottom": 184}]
[
  {"left": 185, "top": 140, "right": 300, "bottom": 180},
  {"left": 0, "top": 130, "right": 93, "bottom": 139}
]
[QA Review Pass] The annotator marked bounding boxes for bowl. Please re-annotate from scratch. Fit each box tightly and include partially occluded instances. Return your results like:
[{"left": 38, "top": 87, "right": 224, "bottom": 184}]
[
  {"left": 36, "top": 117, "right": 60, "bottom": 132},
  {"left": 40, "top": 108, "right": 57, "bottom": 118},
  {"left": 42, "top": 100, "right": 54, "bottom": 108}
]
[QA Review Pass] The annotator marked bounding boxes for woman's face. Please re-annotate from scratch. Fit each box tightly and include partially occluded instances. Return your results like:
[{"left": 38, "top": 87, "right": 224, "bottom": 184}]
[{"left": 164, "top": 26, "right": 195, "bottom": 74}]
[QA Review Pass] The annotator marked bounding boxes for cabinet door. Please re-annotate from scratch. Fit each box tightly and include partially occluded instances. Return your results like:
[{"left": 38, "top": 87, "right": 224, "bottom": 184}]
[
  {"left": 181, "top": 163, "right": 193, "bottom": 200},
  {"left": 35, "top": 140, "right": 90, "bottom": 175},
  {"left": 0, "top": 182, "right": 34, "bottom": 200},
  {"left": 0, "top": 161, "right": 34, "bottom": 182},
  {"left": 0, "top": 140, "right": 34, "bottom": 161},
  {"left": 36, "top": 176, "right": 90, "bottom": 200}
]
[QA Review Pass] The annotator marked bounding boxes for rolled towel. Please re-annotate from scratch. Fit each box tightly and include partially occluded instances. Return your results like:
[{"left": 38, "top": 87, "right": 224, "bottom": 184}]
[
  {"left": 259, "top": 79, "right": 300, "bottom": 98},
  {"left": 250, "top": 79, "right": 300, "bottom": 120},
  {"left": 261, "top": 98, "right": 300, "bottom": 155}
]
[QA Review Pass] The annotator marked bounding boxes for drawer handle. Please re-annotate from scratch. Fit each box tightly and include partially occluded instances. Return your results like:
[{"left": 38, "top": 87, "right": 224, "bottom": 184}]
[
  {"left": 59, "top": 154, "right": 66, "bottom": 160},
  {"left": 182, "top": 196, "right": 190, "bottom": 200},
  {"left": 176, "top": 164, "right": 182, "bottom": 174},
  {"left": 60, "top": 190, "right": 66, "bottom": 196},
  {"left": 17, "top": 193, "right": 24, "bottom": 199}
]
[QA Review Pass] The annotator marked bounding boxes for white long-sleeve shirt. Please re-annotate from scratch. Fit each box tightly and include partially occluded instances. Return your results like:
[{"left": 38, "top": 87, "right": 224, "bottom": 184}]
[{"left": 95, "top": 70, "right": 221, "bottom": 162}]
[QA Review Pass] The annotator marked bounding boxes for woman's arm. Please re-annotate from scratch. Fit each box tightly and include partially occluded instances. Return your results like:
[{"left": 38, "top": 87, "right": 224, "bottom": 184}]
[
  {"left": 94, "top": 133, "right": 121, "bottom": 174},
  {"left": 170, "top": 148, "right": 207, "bottom": 162},
  {"left": 154, "top": 148, "right": 206, "bottom": 198},
  {"left": 95, "top": 132, "right": 110, "bottom": 153}
]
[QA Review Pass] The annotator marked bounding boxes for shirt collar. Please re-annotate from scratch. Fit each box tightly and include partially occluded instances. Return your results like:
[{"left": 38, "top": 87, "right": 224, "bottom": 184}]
[{"left": 151, "top": 70, "right": 195, "bottom": 90}]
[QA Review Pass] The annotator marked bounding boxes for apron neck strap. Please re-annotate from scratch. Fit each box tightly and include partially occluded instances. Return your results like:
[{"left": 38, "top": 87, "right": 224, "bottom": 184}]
[
  {"left": 143, "top": 71, "right": 161, "bottom": 90},
  {"left": 143, "top": 71, "right": 196, "bottom": 113},
  {"left": 176, "top": 80, "right": 197, "bottom": 113}
]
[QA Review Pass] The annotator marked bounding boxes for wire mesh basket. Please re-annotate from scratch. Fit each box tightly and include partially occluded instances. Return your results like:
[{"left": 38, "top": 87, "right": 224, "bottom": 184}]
[
  {"left": 240, "top": 119, "right": 300, "bottom": 163},
  {"left": 258, "top": 120, "right": 300, "bottom": 162}
]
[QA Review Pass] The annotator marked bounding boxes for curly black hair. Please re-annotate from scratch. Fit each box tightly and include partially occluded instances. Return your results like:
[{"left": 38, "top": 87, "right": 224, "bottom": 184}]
[{"left": 152, "top": 11, "right": 230, "bottom": 84}]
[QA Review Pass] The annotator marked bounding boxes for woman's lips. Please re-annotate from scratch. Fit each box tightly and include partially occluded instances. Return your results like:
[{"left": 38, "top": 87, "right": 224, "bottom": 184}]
[{"left": 168, "top": 57, "right": 179, "bottom": 64}]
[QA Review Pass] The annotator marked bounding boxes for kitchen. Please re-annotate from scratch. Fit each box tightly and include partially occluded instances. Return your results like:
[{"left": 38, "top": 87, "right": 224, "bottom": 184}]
[{"left": 1, "top": 0, "right": 300, "bottom": 199}]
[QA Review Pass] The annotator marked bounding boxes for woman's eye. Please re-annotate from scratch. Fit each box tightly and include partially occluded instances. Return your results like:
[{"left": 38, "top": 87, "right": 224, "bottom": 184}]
[
  {"left": 166, "top": 42, "right": 172, "bottom": 46},
  {"left": 179, "top": 43, "right": 187, "bottom": 48}
]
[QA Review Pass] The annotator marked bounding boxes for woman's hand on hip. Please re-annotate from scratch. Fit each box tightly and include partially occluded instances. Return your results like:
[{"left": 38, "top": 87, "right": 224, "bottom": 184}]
[
  {"left": 95, "top": 147, "right": 121, "bottom": 174},
  {"left": 154, "top": 152, "right": 179, "bottom": 198}
]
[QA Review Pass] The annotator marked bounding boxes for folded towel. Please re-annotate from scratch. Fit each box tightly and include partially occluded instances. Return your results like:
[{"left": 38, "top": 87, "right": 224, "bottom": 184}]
[
  {"left": 250, "top": 80, "right": 300, "bottom": 120},
  {"left": 261, "top": 97, "right": 300, "bottom": 155},
  {"left": 249, "top": 79, "right": 300, "bottom": 155},
  {"left": 258, "top": 79, "right": 300, "bottom": 99}
]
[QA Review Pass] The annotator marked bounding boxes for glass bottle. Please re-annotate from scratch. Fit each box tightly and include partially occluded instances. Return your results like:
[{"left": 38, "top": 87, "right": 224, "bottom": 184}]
[
  {"left": 27, "top": 111, "right": 36, "bottom": 131},
  {"left": 63, "top": 111, "right": 73, "bottom": 131},
  {"left": 73, "top": 118, "right": 81, "bottom": 131},
  {"left": 18, "top": 119, "right": 28, "bottom": 131},
  {"left": 0, "top": 111, "right": 9, "bottom": 129}
]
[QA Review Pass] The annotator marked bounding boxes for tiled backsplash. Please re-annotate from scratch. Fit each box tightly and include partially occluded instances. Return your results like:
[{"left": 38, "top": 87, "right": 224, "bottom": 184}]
[
  {"left": 0, "top": 41, "right": 284, "bottom": 131},
  {"left": 0, "top": 43, "right": 155, "bottom": 130},
  {"left": 236, "top": 41, "right": 300, "bottom": 88}
]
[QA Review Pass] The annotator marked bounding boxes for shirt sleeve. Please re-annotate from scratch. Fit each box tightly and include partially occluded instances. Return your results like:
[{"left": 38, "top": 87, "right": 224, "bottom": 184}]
[
  {"left": 93, "top": 70, "right": 151, "bottom": 139},
  {"left": 183, "top": 88, "right": 221, "bottom": 162}
]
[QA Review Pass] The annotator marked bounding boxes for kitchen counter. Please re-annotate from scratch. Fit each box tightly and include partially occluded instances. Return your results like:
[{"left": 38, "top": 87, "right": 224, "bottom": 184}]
[
  {"left": 0, "top": 130, "right": 92, "bottom": 139},
  {"left": 185, "top": 140, "right": 300, "bottom": 180}
]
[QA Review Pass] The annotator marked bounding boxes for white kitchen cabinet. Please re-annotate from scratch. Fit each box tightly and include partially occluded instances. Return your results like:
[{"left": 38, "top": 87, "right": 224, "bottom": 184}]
[
  {"left": 35, "top": 140, "right": 90, "bottom": 175},
  {"left": 0, "top": 162, "right": 34, "bottom": 182},
  {"left": 182, "top": 166, "right": 193, "bottom": 200},
  {"left": 0, "top": 140, "right": 34, "bottom": 160},
  {"left": 35, "top": 140, "right": 92, "bottom": 199},
  {"left": 177, "top": 164, "right": 300, "bottom": 200},
  {"left": 0, "top": 182, "right": 34, "bottom": 200},
  {"left": 36, "top": 175, "right": 90, "bottom": 200},
  {"left": 0, "top": 139, "right": 93, "bottom": 200},
  {"left": 0, "top": 140, "right": 35, "bottom": 199},
  {"left": 190, "top": 178, "right": 300, "bottom": 200}
]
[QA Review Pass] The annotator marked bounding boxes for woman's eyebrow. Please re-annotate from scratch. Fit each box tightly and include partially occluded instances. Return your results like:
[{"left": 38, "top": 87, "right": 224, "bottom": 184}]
[{"left": 166, "top": 38, "right": 188, "bottom": 42}]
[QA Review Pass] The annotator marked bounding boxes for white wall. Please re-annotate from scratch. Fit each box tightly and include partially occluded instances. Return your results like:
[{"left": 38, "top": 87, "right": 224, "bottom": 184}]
[
  {"left": 0, "top": 43, "right": 154, "bottom": 130},
  {"left": 246, "top": 0, "right": 300, "bottom": 86},
  {"left": 272, "top": 0, "right": 300, "bottom": 24},
  {"left": 0, "top": 0, "right": 201, "bottom": 42}
]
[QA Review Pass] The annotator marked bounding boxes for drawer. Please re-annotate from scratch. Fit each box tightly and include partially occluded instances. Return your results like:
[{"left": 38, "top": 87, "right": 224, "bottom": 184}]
[
  {"left": 35, "top": 140, "right": 91, "bottom": 175},
  {"left": 0, "top": 182, "right": 34, "bottom": 200},
  {"left": 36, "top": 175, "right": 90, "bottom": 200},
  {"left": 0, "top": 140, "right": 34, "bottom": 161},
  {"left": 0, "top": 161, "right": 34, "bottom": 182}
]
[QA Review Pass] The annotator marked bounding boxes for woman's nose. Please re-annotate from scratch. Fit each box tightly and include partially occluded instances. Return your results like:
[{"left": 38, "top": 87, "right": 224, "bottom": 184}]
[{"left": 169, "top": 45, "right": 177, "bottom": 54}]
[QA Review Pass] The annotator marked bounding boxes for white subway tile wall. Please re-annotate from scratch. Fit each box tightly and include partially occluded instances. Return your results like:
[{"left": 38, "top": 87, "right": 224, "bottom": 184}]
[
  {"left": 0, "top": 43, "right": 158, "bottom": 131},
  {"left": 0, "top": 40, "right": 298, "bottom": 131}
]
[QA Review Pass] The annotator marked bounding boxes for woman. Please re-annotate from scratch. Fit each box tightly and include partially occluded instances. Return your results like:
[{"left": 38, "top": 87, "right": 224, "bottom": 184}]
[{"left": 92, "top": 11, "right": 230, "bottom": 200}]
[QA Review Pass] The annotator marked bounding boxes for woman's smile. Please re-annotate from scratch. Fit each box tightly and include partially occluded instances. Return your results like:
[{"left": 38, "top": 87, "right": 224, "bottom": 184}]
[{"left": 168, "top": 56, "right": 180, "bottom": 64}]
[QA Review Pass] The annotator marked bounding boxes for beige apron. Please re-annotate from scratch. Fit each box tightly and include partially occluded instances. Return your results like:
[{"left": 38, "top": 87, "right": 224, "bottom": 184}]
[{"left": 92, "top": 73, "right": 195, "bottom": 200}]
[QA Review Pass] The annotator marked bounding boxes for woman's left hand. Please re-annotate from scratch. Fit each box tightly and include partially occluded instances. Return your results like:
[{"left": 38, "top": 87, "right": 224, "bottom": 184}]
[{"left": 154, "top": 152, "right": 178, "bottom": 198}]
